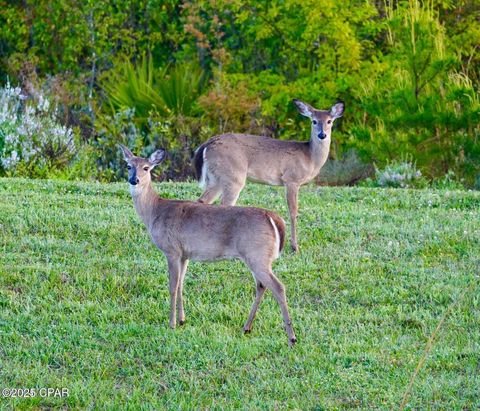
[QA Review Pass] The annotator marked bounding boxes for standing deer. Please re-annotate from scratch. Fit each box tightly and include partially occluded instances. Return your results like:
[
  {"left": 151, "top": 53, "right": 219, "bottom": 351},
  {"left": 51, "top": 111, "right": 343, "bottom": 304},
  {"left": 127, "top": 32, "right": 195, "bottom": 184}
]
[
  {"left": 119, "top": 145, "right": 296, "bottom": 346},
  {"left": 193, "top": 100, "right": 344, "bottom": 252}
]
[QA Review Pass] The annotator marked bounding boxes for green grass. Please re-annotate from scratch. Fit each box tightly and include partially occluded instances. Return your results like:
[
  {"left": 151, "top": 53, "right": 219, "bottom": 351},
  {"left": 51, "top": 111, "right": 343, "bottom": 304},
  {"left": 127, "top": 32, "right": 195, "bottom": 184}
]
[{"left": 1, "top": 178, "right": 479, "bottom": 409}]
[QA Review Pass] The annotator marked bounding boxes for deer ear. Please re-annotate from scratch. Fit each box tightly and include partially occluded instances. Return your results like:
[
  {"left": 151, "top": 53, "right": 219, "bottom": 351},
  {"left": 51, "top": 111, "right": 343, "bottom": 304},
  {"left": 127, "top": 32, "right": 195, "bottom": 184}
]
[
  {"left": 330, "top": 101, "right": 345, "bottom": 120},
  {"left": 119, "top": 144, "right": 134, "bottom": 161},
  {"left": 149, "top": 149, "right": 166, "bottom": 167},
  {"left": 293, "top": 99, "right": 314, "bottom": 119}
]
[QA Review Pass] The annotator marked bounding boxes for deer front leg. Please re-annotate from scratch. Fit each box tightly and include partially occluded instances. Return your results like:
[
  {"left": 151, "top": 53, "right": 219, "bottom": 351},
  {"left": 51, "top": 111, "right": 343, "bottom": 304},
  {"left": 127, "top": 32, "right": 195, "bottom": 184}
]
[
  {"left": 177, "top": 258, "right": 189, "bottom": 325},
  {"left": 166, "top": 256, "right": 181, "bottom": 328},
  {"left": 285, "top": 184, "right": 300, "bottom": 252}
]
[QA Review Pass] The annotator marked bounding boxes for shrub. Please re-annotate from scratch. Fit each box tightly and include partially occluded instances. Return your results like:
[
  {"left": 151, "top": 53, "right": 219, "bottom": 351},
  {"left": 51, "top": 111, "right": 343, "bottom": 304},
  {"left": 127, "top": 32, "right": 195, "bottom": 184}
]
[
  {"left": 147, "top": 115, "right": 213, "bottom": 180},
  {"left": 93, "top": 108, "right": 144, "bottom": 181},
  {"left": 432, "top": 170, "right": 466, "bottom": 190},
  {"left": 102, "top": 58, "right": 166, "bottom": 125},
  {"left": 94, "top": 107, "right": 212, "bottom": 181},
  {"left": 317, "top": 150, "right": 374, "bottom": 186},
  {"left": 374, "top": 159, "right": 427, "bottom": 188},
  {"left": 0, "top": 81, "right": 76, "bottom": 177},
  {"left": 198, "top": 72, "right": 263, "bottom": 135}
]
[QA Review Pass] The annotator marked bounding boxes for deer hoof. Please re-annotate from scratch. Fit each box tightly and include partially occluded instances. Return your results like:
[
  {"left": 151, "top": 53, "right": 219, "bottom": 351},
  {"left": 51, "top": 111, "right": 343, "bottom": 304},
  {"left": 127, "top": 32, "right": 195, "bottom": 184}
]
[
  {"left": 289, "top": 337, "right": 297, "bottom": 347},
  {"left": 243, "top": 328, "right": 252, "bottom": 334},
  {"left": 179, "top": 319, "right": 186, "bottom": 326},
  {"left": 291, "top": 243, "right": 299, "bottom": 253}
]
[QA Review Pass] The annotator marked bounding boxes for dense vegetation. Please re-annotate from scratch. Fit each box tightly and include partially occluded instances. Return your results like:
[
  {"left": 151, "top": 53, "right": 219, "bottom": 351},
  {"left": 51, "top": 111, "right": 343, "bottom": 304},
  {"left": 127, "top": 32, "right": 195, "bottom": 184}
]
[
  {"left": 1, "top": 178, "right": 479, "bottom": 408},
  {"left": 0, "top": 1, "right": 479, "bottom": 186}
]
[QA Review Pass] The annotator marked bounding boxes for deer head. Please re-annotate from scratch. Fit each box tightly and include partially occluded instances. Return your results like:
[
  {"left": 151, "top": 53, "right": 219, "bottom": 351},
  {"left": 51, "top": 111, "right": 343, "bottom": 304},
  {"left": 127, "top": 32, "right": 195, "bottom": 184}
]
[
  {"left": 119, "top": 144, "right": 166, "bottom": 193},
  {"left": 293, "top": 99, "right": 344, "bottom": 141}
]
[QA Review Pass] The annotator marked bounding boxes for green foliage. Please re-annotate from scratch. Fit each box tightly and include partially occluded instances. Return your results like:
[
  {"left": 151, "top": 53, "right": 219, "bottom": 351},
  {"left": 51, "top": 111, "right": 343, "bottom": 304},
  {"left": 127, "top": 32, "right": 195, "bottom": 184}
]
[
  {"left": 98, "top": 57, "right": 208, "bottom": 180},
  {"left": 103, "top": 58, "right": 205, "bottom": 121},
  {"left": 156, "top": 63, "right": 206, "bottom": 116},
  {"left": 147, "top": 115, "right": 213, "bottom": 180},
  {"left": 198, "top": 71, "right": 262, "bottom": 134},
  {"left": 93, "top": 108, "right": 148, "bottom": 181},
  {"left": 102, "top": 58, "right": 166, "bottom": 123},
  {"left": 0, "top": 0, "right": 479, "bottom": 185},
  {"left": 1, "top": 179, "right": 479, "bottom": 408},
  {"left": 93, "top": 107, "right": 211, "bottom": 181},
  {"left": 348, "top": 1, "right": 480, "bottom": 185},
  {"left": 432, "top": 170, "right": 466, "bottom": 190},
  {"left": 0, "top": 0, "right": 185, "bottom": 80}
]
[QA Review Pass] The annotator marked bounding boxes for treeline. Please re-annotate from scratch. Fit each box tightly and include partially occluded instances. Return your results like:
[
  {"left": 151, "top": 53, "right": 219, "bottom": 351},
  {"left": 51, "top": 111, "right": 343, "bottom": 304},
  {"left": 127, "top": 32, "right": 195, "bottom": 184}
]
[{"left": 0, "top": 0, "right": 479, "bottom": 186}]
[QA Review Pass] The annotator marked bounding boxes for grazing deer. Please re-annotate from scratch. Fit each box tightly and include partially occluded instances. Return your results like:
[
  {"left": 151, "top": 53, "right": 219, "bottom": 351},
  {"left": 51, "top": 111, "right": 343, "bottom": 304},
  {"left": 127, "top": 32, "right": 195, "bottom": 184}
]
[
  {"left": 119, "top": 145, "right": 296, "bottom": 346},
  {"left": 193, "top": 100, "right": 344, "bottom": 252}
]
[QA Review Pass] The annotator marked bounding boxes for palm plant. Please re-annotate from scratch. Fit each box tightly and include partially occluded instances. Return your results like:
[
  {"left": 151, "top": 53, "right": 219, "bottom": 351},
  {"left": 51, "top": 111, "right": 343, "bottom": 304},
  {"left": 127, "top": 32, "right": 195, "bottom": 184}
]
[
  {"left": 156, "top": 63, "right": 205, "bottom": 116},
  {"left": 103, "top": 57, "right": 166, "bottom": 123},
  {"left": 103, "top": 57, "right": 206, "bottom": 123}
]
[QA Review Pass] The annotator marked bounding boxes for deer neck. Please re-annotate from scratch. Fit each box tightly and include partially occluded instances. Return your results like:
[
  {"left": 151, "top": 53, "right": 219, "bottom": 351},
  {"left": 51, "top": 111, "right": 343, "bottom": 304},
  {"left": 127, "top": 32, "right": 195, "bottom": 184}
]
[
  {"left": 130, "top": 181, "right": 163, "bottom": 228},
  {"left": 309, "top": 133, "right": 331, "bottom": 170}
]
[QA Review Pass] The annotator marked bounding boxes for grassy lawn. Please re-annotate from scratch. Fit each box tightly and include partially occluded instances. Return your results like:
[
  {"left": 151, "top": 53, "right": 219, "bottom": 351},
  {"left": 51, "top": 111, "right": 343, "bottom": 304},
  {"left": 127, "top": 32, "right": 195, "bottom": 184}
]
[{"left": 0, "top": 177, "right": 479, "bottom": 409}]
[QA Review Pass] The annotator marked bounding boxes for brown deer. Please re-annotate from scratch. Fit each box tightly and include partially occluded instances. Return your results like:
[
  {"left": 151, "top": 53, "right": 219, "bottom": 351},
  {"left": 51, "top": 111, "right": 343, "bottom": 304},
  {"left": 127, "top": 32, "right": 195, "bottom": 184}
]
[
  {"left": 193, "top": 100, "right": 344, "bottom": 252},
  {"left": 119, "top": 145, "right": 296, "bottom": 346}
]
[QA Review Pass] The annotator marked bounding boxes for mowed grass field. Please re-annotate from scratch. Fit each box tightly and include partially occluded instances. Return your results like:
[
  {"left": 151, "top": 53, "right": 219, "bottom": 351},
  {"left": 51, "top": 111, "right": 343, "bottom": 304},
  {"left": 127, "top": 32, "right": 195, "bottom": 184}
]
[{"left": 1, "top": 178, "right": 479, "bottom": 409}]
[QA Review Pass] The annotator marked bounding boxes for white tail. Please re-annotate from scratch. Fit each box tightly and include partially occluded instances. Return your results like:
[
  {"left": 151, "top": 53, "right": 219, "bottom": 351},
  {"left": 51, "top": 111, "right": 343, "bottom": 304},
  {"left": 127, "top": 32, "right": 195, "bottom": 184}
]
[
  {"left": 193, "top": 100, "right": 345, "bottom": 252},
  {"left": 197, "top": 145, "right": 209, "bottom": 190},
  {"left": 119, "top": 145, "right": 296, "bottom": 346},
  {"left": 269, "top": 216, "right": 281, "bottom": 259}
]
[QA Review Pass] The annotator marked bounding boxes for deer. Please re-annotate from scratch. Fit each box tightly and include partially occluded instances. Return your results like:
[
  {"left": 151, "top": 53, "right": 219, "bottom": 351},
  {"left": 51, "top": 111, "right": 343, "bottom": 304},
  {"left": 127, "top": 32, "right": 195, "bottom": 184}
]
[
  {"left": 193, "top": 99, "right": 345, "bottom": 252},
  {"left": 119, "top": 145, "right": 297, "bottom": 346}
]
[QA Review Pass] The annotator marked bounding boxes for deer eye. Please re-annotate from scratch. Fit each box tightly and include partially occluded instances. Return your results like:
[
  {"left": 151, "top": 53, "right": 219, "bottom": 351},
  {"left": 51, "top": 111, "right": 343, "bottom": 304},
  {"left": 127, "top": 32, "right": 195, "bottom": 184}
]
[
  {"left": 127, "top": 165, "right": 132, "bottom": 170},
  {"left": 143, "top": 166, "right": 149, "bottom": 171},
  {"left": 312, "top": 120, "right": 318, "bottom": 125},
  {"left": 327, "top": 120, "right": 332, "bottom": 124}
]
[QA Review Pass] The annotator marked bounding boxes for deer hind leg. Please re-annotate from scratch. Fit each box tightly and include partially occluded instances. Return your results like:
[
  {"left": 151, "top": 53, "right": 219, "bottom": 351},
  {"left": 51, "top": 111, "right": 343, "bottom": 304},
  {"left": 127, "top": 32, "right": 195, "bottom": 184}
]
[
  {"left": 248, "top": 262, "right": 296, "bottom": 346},
  {"left": 243, "top": 281, "right": 266, "bottom": 334},
  {"left": 166, "top": 256, "right": 181, "bottom": 328},
  {"left": 220, "top": 177, "right": 246, "bottom": 206},
  {"left": 198, "top": 184, "right": 222, "bottom": 204},
  {"left": 177, "top": 258, "right": 189, "bottom": 325},
  {"left": 285, "top": 184, "right": 300, "bottom": 252}
]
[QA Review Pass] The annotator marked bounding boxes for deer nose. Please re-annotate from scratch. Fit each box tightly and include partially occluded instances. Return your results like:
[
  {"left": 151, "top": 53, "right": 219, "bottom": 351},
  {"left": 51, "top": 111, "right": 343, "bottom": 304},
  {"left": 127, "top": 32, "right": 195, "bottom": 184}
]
[
  {"left": 129, "top": 177, "right": 139, "bottom": 185},
  {"left": 318, "top": 132, "right": 326, "bottom": 140}
]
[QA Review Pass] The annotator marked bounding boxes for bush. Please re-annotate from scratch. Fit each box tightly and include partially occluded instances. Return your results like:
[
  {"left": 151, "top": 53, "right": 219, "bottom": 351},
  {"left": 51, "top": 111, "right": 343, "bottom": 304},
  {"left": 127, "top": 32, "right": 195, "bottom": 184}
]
[
  {"left": 147, "top": 115, "right": 213, "bottom": 180},
  {"left": 374, "top": 158, "right": 427, "bottom": 188},
  {"left": 94, "top": 107, "right": 212, "bottom": 181},
  {"left": 432, "top": 170, "right": 466, "bottom": 190},
  {"left": 198, "top": 72, "right": 263, "bottom": 135},
  {"left": 317, "top": 150, "right": 374, "bottom": 186},
  {"left": 93, "top": 108, "right": 145, "bottom": 181},
  {"left": 0, "top": 81, "right": 76, "bottom": 177}
]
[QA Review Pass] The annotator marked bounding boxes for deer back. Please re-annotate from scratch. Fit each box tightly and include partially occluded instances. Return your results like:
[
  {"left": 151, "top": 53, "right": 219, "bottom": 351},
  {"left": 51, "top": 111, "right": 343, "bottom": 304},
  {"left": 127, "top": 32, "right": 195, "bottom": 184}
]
[
  {"left": 195, "top": 133, "right": 322, "bottom": 186},
  {"left": 145, "top": 199, "right": 285, "bottom": 262}
]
